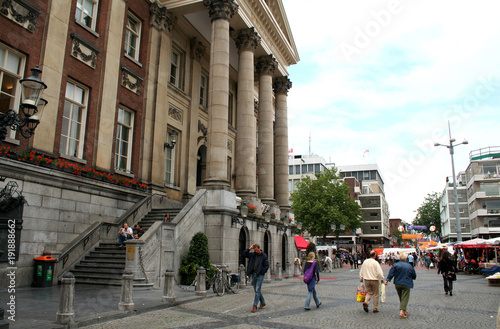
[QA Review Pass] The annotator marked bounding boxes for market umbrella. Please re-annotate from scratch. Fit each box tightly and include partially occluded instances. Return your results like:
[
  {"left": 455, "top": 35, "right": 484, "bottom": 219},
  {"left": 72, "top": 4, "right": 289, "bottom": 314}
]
[
  {"left": 454, "top": 238, "right": 492, "bottom": 249},
  {"left": 484, "top": 237, "right": 500, "bottom": 245}
]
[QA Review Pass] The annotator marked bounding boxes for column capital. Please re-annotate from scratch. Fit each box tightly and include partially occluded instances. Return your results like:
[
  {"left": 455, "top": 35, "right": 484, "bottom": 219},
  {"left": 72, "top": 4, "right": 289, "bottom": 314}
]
[
  {"left": 232, "top": 27, "right": 261, "bottom": 52},
  {"left": 273, "top": 76, "right": 292, "bottom": 95},
  {"left": 203, "top": 0, "right": 238, "bottom": 22},
  {"left": 191, "top": 37, "right": 207, "bottom": 62},
  {"left": 150, "top": 2, "right": 175, "bottom": 32},
  {"left": 256, "top": 55, "right": 278, "bottom": 76}
]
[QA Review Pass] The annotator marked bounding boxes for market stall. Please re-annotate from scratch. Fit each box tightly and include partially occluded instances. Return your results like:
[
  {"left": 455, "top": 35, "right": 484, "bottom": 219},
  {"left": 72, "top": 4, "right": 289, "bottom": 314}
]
[{"left": 453, "top": 238, "right": 497, "bottom": 270}]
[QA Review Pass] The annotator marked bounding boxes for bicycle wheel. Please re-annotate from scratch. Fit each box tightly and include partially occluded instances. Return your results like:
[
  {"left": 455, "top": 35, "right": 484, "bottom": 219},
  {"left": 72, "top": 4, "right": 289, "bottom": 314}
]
[{"left": 214, "top": 277, "right": 225, "bottom": 296}]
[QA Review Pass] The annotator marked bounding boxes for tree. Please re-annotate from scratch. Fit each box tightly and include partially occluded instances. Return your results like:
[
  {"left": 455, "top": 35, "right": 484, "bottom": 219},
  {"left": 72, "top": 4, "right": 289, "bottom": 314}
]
[
  {"left": 179, "top": 232, "right": 213, "bottom": 284},
  {"left": 290, "top": 166, "right": 362, "bottom": 243},
  {"left": 413, "top": 192, "right": 442, "bottom": 238}
]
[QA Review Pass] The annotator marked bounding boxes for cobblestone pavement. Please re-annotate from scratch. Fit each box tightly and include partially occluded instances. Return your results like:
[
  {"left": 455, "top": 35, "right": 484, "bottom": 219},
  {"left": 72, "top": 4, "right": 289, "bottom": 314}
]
[{"left": 81, "top": 265, "right": 500, "bottom": 329}]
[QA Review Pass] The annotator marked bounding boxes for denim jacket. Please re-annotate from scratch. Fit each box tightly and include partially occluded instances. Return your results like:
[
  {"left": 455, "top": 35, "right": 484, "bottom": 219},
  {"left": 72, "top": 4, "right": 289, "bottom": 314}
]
[{"left": 387, "top": 260, "right": 417, "bottom": 288}]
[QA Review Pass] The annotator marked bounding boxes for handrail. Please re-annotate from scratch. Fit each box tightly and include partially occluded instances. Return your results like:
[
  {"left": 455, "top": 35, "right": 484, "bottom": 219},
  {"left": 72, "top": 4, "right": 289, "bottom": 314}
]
[{"left": 55, "top": 195, "right": 153, "bottom": 281}]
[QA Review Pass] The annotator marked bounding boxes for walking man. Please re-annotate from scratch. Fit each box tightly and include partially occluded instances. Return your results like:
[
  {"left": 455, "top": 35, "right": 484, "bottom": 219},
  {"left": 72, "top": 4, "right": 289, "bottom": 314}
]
[
  {"left": 242, "top": 243, "right": 269, "bottom": 312},
  {"left": 359, "top": 250, "right": 385, "bottom": 313}
]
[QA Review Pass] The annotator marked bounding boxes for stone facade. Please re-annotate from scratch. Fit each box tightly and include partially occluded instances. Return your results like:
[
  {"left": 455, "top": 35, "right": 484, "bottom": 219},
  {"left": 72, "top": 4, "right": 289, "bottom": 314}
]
[{"left": 0, "top": 0, "right": 299, "bottom": 287}]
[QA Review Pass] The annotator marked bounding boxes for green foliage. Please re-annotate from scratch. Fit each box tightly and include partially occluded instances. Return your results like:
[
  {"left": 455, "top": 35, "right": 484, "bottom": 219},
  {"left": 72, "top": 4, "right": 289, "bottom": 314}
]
[
  {"left": 304, "top": 242, "right": 318, "bottom": 261},
  {"left": 290, "top": 166, "right": 362, "bottom": 240},
  {"left": 413, "top": 192, "right": 442, "bottom": 238},
  {"left": 179, "top": 232, "right": 212, "bottom": 284}
]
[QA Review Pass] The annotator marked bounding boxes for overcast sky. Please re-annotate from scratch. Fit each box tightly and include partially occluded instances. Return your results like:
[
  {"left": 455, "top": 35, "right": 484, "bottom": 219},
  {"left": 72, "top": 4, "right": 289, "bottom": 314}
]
[{"left": 282, "top": 0, "right": 500, "bottom": 223}]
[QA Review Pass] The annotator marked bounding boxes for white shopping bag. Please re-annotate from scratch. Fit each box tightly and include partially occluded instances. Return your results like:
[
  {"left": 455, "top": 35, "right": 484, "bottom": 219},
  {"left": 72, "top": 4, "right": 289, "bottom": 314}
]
[{"left": 380, "top": 283, "right": 386, "bottom": 303}]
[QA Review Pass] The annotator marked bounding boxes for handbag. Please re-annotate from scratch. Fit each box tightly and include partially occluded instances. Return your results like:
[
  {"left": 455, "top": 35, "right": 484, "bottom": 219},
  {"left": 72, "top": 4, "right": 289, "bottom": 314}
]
[
  {"left": 356, "top": 284, "right": 367, "bottom": 302},
  {"left": 380, "top": 283, "right": 386, "bottom": 303},
  {"left": 303, "top": 260, "right": 316, "bottom": 284},
  {"left": 446, "top": 271, "right": 457, "bottom": 281}
]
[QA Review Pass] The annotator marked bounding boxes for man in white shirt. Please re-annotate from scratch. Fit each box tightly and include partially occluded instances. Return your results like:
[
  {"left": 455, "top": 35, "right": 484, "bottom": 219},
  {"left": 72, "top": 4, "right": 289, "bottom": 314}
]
[
  {"left": 359, "top": 250, "right": 385, "bottom": 313},
  {"left": 118, "top": 223, "right": 133, "bottom": 248},
  {"left": 324, "top": 255, "right": 333, "bottom": 272}
]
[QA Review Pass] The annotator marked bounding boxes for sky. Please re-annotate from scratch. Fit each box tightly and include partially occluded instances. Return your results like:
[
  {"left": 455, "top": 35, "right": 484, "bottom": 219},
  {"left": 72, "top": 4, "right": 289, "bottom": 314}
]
[{"left": 282, "top": 0, "right": 500, "bottom": 223}]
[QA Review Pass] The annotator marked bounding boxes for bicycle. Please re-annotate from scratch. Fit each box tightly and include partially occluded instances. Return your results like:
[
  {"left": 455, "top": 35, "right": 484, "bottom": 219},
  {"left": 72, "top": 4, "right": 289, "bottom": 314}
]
[
  {"left": 463, "top": 263, "right": 481, "bottom": 275},
  {"left": 212, "top": 265, "right": 239, "bottom": 296}
]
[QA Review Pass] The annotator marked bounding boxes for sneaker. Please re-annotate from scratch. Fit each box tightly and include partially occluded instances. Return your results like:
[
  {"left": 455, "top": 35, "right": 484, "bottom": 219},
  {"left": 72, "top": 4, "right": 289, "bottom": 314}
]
[{"left": 316, "top": 302, "right": 322, "bottom": 308}]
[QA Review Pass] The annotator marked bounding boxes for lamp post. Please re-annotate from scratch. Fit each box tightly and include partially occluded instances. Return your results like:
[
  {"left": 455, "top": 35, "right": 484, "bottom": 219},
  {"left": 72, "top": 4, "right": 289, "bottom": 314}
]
[
  {"left": 434, "top": 123, "right": 468, "bottom": 242},
  {"left": 0, "top": 66, "right": 48, "bottom": 145}
]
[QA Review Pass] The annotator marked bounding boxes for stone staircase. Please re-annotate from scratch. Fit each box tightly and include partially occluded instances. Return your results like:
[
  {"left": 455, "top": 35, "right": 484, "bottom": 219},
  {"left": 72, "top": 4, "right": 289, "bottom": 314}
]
[{"left": 71, "top": 207, "right": 182, "bottom": 286}]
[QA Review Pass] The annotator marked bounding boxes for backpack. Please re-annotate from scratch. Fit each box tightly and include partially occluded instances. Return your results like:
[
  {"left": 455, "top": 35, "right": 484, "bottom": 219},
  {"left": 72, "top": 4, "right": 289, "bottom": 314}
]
[{"left": 303, "top": 260, "right": 316, "bottom": 284}]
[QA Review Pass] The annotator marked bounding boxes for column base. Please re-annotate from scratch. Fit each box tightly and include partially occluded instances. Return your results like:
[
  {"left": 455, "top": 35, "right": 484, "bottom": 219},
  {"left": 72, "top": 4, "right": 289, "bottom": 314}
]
[{"left": 203, "top": 178, "right": 231, "bottom": 190}]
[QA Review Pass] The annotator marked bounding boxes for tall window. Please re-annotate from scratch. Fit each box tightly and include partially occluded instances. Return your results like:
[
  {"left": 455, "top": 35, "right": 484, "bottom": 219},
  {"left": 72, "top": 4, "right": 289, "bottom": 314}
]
[
  {"left": 124, "top": 13, "right": 141, "bottom": 61},
  {"left": 170, "top": 49, "right": 181, "bottom": 87},
  {"left": 76, "top": 0, "right": 98, "bottom": 30},
  {"left": 228, "top": 92, "right": 234, "bottom": 126},
  {"left": 0, "top": 45, "right": 24, "bottom": 140},
  {"left": 165, "top": 130, "right": 176, "bottom": 184},
  {"left": 115, "top": 107, "right": 134, "bottom": 172},
  {"left": 199, "top": 73, "right": 208, "bottom": 107},
  {"left": 60, "top": 81, "right": 88, "bottom": 158}
]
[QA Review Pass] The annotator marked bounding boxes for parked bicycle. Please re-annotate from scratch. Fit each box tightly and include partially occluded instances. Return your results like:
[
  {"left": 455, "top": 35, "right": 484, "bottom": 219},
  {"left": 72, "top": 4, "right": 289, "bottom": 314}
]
[
  {"left": 463, "top": 262, "right": 481, "bottom": 275},
  {"left": 212, "top": 264, "right": 239, "bottom": 296}
]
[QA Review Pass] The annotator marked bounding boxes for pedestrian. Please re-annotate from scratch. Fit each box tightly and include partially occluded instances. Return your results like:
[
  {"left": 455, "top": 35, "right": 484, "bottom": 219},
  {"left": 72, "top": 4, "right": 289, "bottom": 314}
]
[
  {"left": 407, "top": 253, "right": 414, "bottom": 267},
  {"left": 164, "top": 214, "right": 171, "bottom": 222},
  {"left": 134, "top": 224, "right": 144, "bottom": 238},
  {"left": 359, "top": 250, "right": 385, "bottom": 313},
  {"left": 324, "top": 255, "right": 333, "bottom": 272},
  {"left": 437, "top": 251, "right": 457, "bottom": 296},
  {"left": 117, "top": 222, "right": 133, "bottom": 248},
  {"left": 353, "top": 252, "right": 359, "bottom": 269},
  {"left": 385, "top": 253, "right": 417, "bottom": 319},
  {"left": 424, "top": 253, "right": 431, "bottom": 270},
  {"left": 242, "top": 243, "right": 269, "bottom": 312},
  {"left": 303, "top": 252, "right": 321, "bottom": 310}
]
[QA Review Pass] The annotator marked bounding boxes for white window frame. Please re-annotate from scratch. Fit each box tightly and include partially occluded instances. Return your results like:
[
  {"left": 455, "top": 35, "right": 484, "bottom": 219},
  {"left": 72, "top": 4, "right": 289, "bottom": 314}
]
[
  {"left": 75, "top": 0, "right": 98, "bottom": 31},
  {"left": 165, "top": 129, "right": 177, "bottom": 185},
  {"left": 114, "top": 106, "right": 134, "bottom": 173},
  {"left": 0, "top": 44, "right": 25, "bottom": 141},
  {"left": 124, "top": 13, "right": 141, "bottom": 61},
  {"left": 199, "top": 72, "right": 208, "bottom": 107},
  {"left": 60, "top": 80, "right": 88, "bottom": 158}
]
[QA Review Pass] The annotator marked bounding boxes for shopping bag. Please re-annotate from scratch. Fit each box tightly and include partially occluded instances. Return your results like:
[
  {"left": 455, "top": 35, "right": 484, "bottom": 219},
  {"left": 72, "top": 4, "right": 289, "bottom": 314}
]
[
  {"left": 380, "top": 283, "right": 386, "bottom": 303},
  {"left": 356, "top": 284, "right": 366, "bottom": 302}
]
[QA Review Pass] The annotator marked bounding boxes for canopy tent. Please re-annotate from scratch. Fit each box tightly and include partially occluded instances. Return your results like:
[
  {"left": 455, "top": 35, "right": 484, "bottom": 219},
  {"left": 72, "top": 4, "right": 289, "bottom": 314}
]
[
  {"left": 454, "top": 238, "right": 494, "bottom": 249},
  {"left": 294, "top": 235, "right": 309, "bottom": 250},
  {"left": 484, "top": 237, "right": 500, "bottom": 245}
]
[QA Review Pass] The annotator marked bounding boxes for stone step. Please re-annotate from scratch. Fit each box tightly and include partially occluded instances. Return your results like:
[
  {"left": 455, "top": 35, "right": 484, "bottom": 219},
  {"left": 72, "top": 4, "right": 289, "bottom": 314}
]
[
  {"left": 73, "top": 266, "right": 125, "bottom": 274},
  {"left": 89, "top": 251, "right": 125, "bottom": 258},
  {"left": 74, "top": 278, "right": 123, "bottom": 286},
  {"left": 79, "top": 260, "right": 125, "bottom": 267}
]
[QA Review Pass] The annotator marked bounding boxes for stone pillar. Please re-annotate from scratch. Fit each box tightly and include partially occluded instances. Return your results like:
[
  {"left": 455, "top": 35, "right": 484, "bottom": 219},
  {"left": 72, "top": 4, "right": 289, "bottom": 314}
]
[
  {"left": 233, "top": 28, "right": 260, "bottom": 199},
  {"left": 124, "top": 240, "right": 145, "bottom": 282},
  {"left": 143, "top": 3, "right": 174, "bottom": 189},
  {"left": 275, "top": 262, "right": 282, "bottom": 281},
  {"left": 256, "top": 55, "right": 278, "bottom": 203},
  {"left": 196, "top": 267, "right": 207, "bottom": 296},
  {"left": 162, "top": 270, "right": 175, "bottom": 302},
  {"left": 285, "top": 261, "right": 291, "bottom": 279},
  {"left": 264, "top": 269, "right": 272, "bottom": 283},
  {"left": 118, "top": 270, "right": 135, "bottom": 312},
  {"left": 55, "top": 272, "right": 75, "bottom": 325},
  {"left": 273, "top": 77, "right": 292, "bottom": 209},
  {"left": 294, "top": 259, "right": 301, "bottom": 277},
  {"left": 203, "top": 0, "right": 238, "bottom": 188},
  {"left": 238, "top": 264, "right": 246, "bottom": 289}
]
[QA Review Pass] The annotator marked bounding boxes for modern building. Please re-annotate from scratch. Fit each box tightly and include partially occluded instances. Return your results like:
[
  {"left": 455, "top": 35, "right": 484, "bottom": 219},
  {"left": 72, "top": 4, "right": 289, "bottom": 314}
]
[
  {"left": 288, "top": 154, "right": 326, "bottom": 195},
  {"left": 439, "top": 172, "right": 471, "bottom": 242},
  {"left": 465, "top": 146, "right": 500, "bottom": 239},
  {"left": 339, "top": 164, "right": 391, "bottom": 248},
  {"left": 0, "top": 0, "right": 299, "bottom": 288}
]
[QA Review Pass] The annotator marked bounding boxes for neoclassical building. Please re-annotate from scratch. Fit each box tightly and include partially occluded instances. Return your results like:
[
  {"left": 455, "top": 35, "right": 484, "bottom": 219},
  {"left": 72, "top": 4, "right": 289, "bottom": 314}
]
[{"left": 0, "top": 0, "right": 299, "bottom": 288}]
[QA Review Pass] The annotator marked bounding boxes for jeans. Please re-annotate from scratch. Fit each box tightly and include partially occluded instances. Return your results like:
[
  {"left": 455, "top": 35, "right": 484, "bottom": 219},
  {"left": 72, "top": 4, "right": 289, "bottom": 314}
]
[
  {"left": 305, "top": 285, "right": 320, "bottom": 308},
  {"left": 252, "top": 273, "right": 265, "bottom": 307},
  {"left": 443, "top": 276, "right": 453, "bottom": 293},
  {"left": 118, "top": 234, "right": 133, "bottom": 245}
]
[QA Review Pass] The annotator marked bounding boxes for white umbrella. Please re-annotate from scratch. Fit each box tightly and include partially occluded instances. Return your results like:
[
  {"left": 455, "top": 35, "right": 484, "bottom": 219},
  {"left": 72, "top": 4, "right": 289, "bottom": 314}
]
[{"left": 484, "top": 237, "right": 500, "bottom": 245}]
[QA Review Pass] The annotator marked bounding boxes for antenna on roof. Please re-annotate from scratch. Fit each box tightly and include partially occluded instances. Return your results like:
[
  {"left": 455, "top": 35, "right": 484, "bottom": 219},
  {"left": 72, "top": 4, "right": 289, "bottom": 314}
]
[{"left": 308, "top": 133, "right": 311, "bottom": 156}]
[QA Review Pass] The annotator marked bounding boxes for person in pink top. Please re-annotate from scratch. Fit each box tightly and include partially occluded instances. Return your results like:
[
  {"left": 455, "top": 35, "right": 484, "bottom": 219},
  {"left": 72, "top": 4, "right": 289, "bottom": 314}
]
[{"left": 359, "top": 250, "right": 385, "bottom": 313}]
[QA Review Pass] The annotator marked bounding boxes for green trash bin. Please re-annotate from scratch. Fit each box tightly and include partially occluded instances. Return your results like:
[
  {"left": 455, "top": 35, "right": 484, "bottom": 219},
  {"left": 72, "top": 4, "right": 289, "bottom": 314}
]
[{"left": 32, "top": 255, "right": 56, "bottom": 287}]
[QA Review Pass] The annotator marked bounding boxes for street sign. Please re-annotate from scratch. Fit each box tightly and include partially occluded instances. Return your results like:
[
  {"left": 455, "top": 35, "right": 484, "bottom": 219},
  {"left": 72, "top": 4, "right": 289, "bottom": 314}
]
[{"left": 406, "top": 225, "right": 427, "bottom": 230}]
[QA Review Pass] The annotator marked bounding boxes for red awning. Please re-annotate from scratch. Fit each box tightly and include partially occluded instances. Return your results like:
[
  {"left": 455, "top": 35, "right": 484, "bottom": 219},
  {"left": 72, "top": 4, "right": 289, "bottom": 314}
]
[{"left": 295, "top": 235, "right": 309, "bottom": 250}]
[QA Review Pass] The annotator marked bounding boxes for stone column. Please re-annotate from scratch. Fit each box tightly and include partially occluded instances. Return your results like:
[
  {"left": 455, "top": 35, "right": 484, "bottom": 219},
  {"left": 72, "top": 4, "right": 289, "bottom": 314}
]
[
  {"left": 275, "top": 261, "right": 282, "bottom": 281},
  {"left": 233, "top": 28, "right": 260, "bottom": 200},
  {"left": 238, "top": 264, "right": 246, "bottom": 289},
  {"left": 143, "top": 3, "right": 174, "bottom": 190},
  {"left": 55, "top": 272, "right": 75, "bottom": 325},
  {"left": 203, "top": 0, "right": 238, "bottom": 188},
  {"left": 162, "top": 270, "right": 175, "bottom": 302},
  {"left": 273, "top": 77, "right": 292, "bottom": 210},
  {"left": 256, "top": 55, "right": 278, "bottom": 203},
  {"left": 118, "top": 270, "right": 135, "bottom": 312}
]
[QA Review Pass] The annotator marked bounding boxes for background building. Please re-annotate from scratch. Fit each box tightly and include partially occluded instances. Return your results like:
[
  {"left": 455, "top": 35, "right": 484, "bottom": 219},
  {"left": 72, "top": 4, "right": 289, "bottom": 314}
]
[{"left": 439, "top": 172, "right": 471, "bottom": 242}]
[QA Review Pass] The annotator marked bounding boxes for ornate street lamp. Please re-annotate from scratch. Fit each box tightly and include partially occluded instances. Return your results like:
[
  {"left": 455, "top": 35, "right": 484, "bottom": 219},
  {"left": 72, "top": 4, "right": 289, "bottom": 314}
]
[
  {"left": 332, "top": 223, "right": 346, "bottom": 258},
  {"left": 0, "top": 66, "right": 48, "bottom": 144}
]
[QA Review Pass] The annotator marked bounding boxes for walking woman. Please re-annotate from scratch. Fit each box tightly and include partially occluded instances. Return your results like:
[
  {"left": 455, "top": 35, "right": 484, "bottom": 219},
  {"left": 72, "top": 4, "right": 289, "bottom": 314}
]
[
  {"left": 385, "top": 253, "right": 417, "bottom": 319},
  {"left": 437, "top": 251, "right": 457, "bottom": 296},
  {"left": 304, "top": 252, "right": 321, "bottom": 310}
]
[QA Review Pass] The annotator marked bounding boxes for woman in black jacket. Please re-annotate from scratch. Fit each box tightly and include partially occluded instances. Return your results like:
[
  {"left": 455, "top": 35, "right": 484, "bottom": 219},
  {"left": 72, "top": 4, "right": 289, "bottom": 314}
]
[
  {"left": 437, "top": 251, "right": 457, "bottom": 296},
  {"left": 303, "top": 252, "right": 321, "bottom": 310}
]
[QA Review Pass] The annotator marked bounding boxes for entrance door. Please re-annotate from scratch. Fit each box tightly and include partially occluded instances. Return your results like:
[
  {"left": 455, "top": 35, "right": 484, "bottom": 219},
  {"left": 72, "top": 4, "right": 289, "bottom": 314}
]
[
  {"left": 238, "top": 228, "right": 247, "bottom": 268},
  {"left": 281, "top": 234, "right": 287, "bottom": 270}
]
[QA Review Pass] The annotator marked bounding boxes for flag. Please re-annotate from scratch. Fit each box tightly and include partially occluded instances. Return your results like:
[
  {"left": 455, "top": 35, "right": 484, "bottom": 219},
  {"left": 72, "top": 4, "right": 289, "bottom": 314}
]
[
  {"left": 288, "top": 148, "right": 293, "bottom": 153},
  {"left": 363, "top": 149, "right": 369, "bottom": 157}
]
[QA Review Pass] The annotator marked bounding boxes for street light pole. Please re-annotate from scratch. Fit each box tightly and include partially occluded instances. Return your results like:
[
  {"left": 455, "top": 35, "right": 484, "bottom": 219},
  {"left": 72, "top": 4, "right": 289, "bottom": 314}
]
[{"left": 434, "top": 122, "right": 468, "bottom": 242}]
